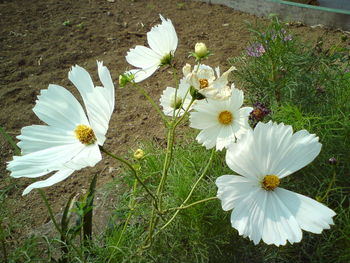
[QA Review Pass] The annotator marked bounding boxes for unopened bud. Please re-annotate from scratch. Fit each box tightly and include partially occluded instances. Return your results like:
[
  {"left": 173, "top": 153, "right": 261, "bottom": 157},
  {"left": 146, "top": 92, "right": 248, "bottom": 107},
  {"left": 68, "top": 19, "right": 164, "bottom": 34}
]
[
  {"left": 195, "top": 42, "right": 208, "bottom": 58},
  {"left": 328, "top": 157, "right": 337, "bottom": 165},
  {"left": 133, "top": 149, "right": 145, "bottom": 160},
  {"left": 119, "top": 72, "right": 135, "bottom": 88}
]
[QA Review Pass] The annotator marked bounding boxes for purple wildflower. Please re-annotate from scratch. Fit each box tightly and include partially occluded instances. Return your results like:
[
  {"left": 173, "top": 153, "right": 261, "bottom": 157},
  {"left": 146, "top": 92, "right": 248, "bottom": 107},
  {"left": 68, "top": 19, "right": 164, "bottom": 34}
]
[
  {"left": 246, "top": 43, "right": 266, "bottom": 57},
  {"left": 249, "top": 102, "right": 271, "bottom": 127}
]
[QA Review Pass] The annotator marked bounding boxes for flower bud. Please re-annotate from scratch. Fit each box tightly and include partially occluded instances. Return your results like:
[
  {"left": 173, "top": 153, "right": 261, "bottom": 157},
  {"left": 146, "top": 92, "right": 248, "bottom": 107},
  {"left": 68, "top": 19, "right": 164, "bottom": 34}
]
[
  {"left": 119, "top": 72, "right": 135, "bottom": 88},
  {"left": 195, "top": 42, "right": 208, "bottom": 58},
  {"left": 328, "top": 157, "right": 337, "bottom": 165},
  {"left": 133, "top": 149, "right": 145, "bottom": 160}
]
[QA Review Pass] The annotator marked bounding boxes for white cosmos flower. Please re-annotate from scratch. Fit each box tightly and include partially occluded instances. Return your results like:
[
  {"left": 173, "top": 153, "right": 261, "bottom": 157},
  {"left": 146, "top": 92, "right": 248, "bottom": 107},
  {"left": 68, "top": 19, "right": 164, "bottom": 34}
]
[
  {"left": 7, "top": 61, "right": 115, "bottom": 195},
  {"left": 216, "top": 121, "right": 336, "bottom": 246},
  {"left": 189, "top": 87, "right": 252, "bottom": 150},
  {"left": 159, "top": 78, "right": 193, "bottom": 117},
  {"left": 183, "top": 63, "right": 236, "bottom": 100},
  {"left": 125, "top": 15, "right": 178, "bottom": 83}
]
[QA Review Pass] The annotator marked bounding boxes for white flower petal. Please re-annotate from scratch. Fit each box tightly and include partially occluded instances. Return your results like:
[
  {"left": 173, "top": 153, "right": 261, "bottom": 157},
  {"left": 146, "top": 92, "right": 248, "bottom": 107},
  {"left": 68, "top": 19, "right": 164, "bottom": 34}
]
[
  {"left": 127, "top": 66, "right": 159, "bottom": 83},
  {"left": 126, "top": 45, "right": 161, "bottom": 69},
  {"left": 216, "top": 175, "right": 256, "bottom": 211},
  {"left": 147, "top": 15, "right": 178, "bottom": 56},
  {"left": 212, "top": 66, "right": 236, "bottom": 89},
  {"left": 261, "top": 190, "right": 302, "bottom": 246},
  {"left": 250, "top": 121, "right": 322, "bottom": 178},
  {"left": 229, "top": 187, "right": 263, "bottom": 243},
  {"left": 195, "top": 126, "right": 219, "bottom": 149},
  {"left": 160, "top": 87, "right": 185, "bottom": 116},
  {"left": 216, "top": 126, "right": 235, "bottom": 151},
  {"left": 97, "top": 61, "right": 115, "bottom": 117},
  {"left": 17, "top": 125, "right": 76, "bottom": 155},
  {"left": 64, "top": 144, "right": 102, "bottom": 170},
  {"left": 22, "top": 169, "right": 75, "bottom": 195},
  {"left": 229, "top": 87, "right": 244, "bottom": 110},
  {"left": 226, "top": 129, "right": 263, "bottom": 180},
  {"left": 274, "top": 130, "right": 322, "bottom": 178},
  {"left": 33, "top": 84, "right": 89, "bottom": 130},
  {"left": 7, "top": 143, "right": 84, "bottom": 178},
  {"left": 277, "top": 188, "right": 335, "bottom": 234},
  {"left": 189, "top": 111, "right": 217, "bottom": 130},
  {"left": 68, "top": 64, "right": 114, "bottom": 144}
]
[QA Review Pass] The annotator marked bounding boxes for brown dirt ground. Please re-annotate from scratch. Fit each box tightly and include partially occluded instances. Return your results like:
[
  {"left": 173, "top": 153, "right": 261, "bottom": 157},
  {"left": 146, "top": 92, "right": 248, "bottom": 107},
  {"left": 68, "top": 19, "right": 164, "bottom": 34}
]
[{"left": 0, "top": 0, "right": 346, "bottom": 249}]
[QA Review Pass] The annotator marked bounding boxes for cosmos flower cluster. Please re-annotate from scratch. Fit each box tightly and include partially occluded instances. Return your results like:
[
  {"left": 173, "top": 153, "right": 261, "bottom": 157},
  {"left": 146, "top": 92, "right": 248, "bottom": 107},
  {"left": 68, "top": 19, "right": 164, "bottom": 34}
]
[{"left": 7, "top": 14, "right": 335, "bottom": 247}]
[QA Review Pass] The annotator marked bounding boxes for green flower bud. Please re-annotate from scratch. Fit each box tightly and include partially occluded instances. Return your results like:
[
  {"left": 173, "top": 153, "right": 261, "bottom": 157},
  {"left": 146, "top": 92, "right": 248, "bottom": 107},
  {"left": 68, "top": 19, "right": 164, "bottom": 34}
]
[
  {"left": 119, "top": 72, "right": 135, "bottom": 88},
  {"left": 195, "top": 42, "right": 208, "bottom": 58}
]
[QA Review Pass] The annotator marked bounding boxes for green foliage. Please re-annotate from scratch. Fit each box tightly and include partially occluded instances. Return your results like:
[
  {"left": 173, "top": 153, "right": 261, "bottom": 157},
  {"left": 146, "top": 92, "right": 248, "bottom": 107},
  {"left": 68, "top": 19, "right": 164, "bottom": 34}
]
[{"left": 2, "top": 16, "right": 349, "bottom": 263}]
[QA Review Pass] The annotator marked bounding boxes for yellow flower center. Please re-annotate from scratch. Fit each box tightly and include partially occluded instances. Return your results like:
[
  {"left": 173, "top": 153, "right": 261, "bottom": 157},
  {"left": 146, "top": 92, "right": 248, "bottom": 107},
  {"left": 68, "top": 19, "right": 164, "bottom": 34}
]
[
  {"left": 75, "top": 124, "right": 96, "bottom": 145},
  {"left": 218, "top": 111, "right": 233, "bottom": 125},
  {"left": 261, "top": 175, "right": 280, "bottom": 191},
  {"left": 199, "top": 79, "right": 209, "bottom": 89}
]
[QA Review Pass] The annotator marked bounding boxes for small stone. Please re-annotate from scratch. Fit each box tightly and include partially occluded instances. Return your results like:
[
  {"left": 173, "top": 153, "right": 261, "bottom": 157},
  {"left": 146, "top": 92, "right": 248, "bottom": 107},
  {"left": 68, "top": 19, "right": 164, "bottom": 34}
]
[{"left": 107, "top": 0, "right": 115, "bottom": 2}]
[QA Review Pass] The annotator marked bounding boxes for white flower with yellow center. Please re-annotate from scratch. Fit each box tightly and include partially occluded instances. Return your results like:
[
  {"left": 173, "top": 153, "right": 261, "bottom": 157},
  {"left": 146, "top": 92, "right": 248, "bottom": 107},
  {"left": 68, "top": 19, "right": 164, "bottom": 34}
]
[
  {"left": 189, "top": 87, "right": 252, "bottom": 150},
  {"left": 7, "top": 61, "right": 115, "bottom": 195},
  {"left": 159, "top": 78, "right": 193, "bottom": 117},
  {"left": 125, "top": 15, "right": 178, "bottom": 83},
  {"left": 216, "top": 121, "right": 336, "bottom": 246},
  {"left": 183, "top": 63, "right": 236, "bottom": 100}
]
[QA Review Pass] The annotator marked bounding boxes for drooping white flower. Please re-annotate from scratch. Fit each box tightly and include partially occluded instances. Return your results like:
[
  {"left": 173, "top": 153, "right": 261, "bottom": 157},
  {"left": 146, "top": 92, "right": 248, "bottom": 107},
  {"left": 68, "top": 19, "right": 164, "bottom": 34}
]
[
  {"left": 125, "top": 15, "right": 178, "bottom": 83},
  {"left": 216, "top": 121, "right": 336, "bottom": 246},
  {"left": 190, "top": 87, "right": 252, "bottom": 150},
  {"left": 7, "top": 62, "right": 115, "bottom": 195},
  {"left": 183, "top": 63, "right": 236, "bottom": 100},
  {"left": 159, "top": 78, "right": 193, "bottom": 117}
]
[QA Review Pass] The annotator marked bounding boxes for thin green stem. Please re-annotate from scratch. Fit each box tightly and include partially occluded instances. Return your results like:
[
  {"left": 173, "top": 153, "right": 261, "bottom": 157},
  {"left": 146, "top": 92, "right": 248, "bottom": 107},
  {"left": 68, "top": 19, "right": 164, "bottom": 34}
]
[
  {"left": 133, "top": 83, "right": 169, "bottom": 126},
  {"left": 145, "top": 125, "right": 175, "bottom": 246},
  {"left": 38, "top": 190, "right": 84, "bottom": 260},
  {"left": 154, "top": 148, "right": 215, "bottom": 238},
  {"left": 166, "top": 196, "right": 217, "bottom": 212},
  {"left": 157, "top": 197, "right": 217, "bottom": 235},
  {"left": 174, "top": 98, "right": 195, "bottom": 128},
  {"left": 320, "top": 168, "right": 337, "bottom": 202},
  {"left": 181, "top": 148, "right": 215, "bottom": 205},
  {"left": 107, "top": 179, "right": 138, "bottom": 263},
  {"left": 0, "top": 126, "right": 20, "bottom": 156},
  {"left": 171, "top": 65, "right": 180, "bottom": 119},
  {"left": 39, "top": 189, "right": 63, "bottom": 236},
  {"left": 100, "top": 146, "right": 158, "bottom": 207},
  {"left": 156, "top": 127, "right": 175, "bottom": 199}
]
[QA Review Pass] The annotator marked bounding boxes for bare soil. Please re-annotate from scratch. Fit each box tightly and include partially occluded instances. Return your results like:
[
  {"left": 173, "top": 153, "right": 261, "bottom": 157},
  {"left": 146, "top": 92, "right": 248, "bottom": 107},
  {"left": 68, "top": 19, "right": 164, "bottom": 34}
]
[{"left": 0, "top": 0, "right": 345, "bottom": 248}]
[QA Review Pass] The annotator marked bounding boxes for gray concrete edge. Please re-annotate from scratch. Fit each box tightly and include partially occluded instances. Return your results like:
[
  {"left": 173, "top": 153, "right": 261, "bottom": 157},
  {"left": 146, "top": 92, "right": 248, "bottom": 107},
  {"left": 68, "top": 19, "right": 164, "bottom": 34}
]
[{"left": 197, "top": 0, "right": 350, "bottom": 31}]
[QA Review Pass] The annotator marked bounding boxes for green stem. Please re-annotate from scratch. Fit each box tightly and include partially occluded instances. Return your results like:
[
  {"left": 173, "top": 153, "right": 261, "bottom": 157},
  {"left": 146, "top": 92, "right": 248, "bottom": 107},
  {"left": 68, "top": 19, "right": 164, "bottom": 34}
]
[
  {"left": 38, "top": 190, "right": 84, "bottom": 260},
  {"left": 320, "top": 168, "right": 337, "bottom": 202},
  {"left": 153, "top": 148, "right": 215, "bottom": 239},
  {"left": 166, "top": 196, "right": 217, "bottom": 212},
  {"left": 39, "top": 189, "right": 63, "bottom": 236},
  {"left": 174, "top": 98, "right": 195, "bottom": 128},
  {"left": 145, "top": 125, "right": 175, "bottom": 246},
  {"left": 133, "top": 83, "right": 169, "bottom": 126},
  {"left": 100, "top": 146, "right": 158, "bottom": 207},
  {"left": 172, "top": 65, "right": 180, "bottom": 119},
  {"left": 107, "top": 179, "right": 138, "bottom": 263},
  {"left": 0, "top": 126, "right": 21, "bottom": 156}
]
